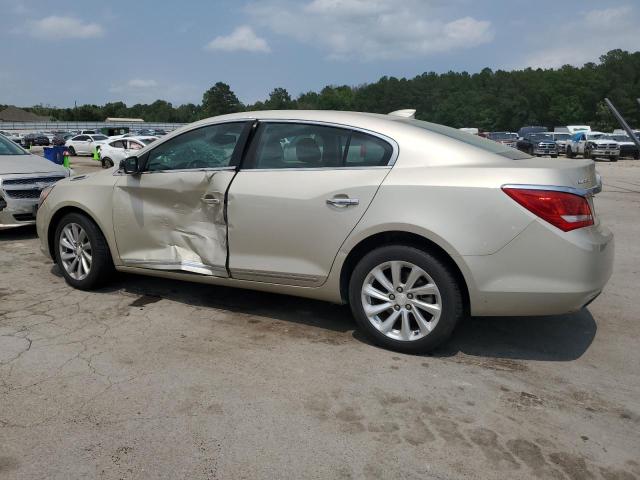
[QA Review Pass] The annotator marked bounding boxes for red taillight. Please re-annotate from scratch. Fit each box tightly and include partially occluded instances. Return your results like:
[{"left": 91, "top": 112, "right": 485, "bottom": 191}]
[{"left": 502, "top": 187, "right": 594, "bottom": 232}]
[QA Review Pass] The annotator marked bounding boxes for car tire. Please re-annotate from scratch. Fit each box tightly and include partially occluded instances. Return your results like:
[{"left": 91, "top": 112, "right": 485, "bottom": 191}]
[
  {"left": 551, "top": 154, "right": 558, "bottom": 158},
  {"left": 54, "top": 212, "right": 114, "bottom": 290},
  {"left": 101, "top": 157, "right": 114, "bottom": 168},
  {"left": 68, "top": 146, "right": 76, "bottom": 156},
  {"left": 528, "top": 146, "right": 534, "bottom": 156},
  {"left": 584, "top": 148, "right": 591, "bottom": 159},
  {"left": 566, "top": 147, "right": 575, "bottom": 158},
  {"left": 610, "top": 156, "right": 618, "bottom": 162},
  {"left": 634, "top": 152, "right": 639, "bottom": 160},
  {"left": 348, "top": 245, "right": 464, "bottom": 354}
]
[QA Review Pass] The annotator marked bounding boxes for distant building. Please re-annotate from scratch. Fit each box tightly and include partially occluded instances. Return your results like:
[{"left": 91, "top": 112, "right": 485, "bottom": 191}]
[{"left": 0, "top": 106, "right": 51, "bottom": 122}]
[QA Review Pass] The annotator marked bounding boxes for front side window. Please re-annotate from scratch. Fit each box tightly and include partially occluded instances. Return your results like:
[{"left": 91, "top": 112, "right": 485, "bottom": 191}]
[
  {"left": 146, "top": 122, "right": 245, "bottom": 172},
  {"left": 248, "top": 122, "right": 393, "bottom": 169}
]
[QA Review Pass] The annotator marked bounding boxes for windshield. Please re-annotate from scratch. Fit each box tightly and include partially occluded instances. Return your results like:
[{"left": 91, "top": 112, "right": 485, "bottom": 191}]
[
  {"left": 91, "top": 135, "right": 108, "bottom": 141},
  {"left": 530, "top": 133, "right": 553, "bottom": 141},
  {"left": 553, "top": 133, "right": 571, "bottom": 140},
  {"left": 0, "top": 134, "right": 27, "bottom": 155},
  {"left": 587, "top": 134, "right": 604, "bottom": 140},
  {"left": 398, "top": 118, "right": 531, "bottom": 160},
  {"left": 141, "top": 138, "right": 156, "bottom": 145},
  {"left": 603, "top": 135, "right": 629, "bottom": 142},
  {"left": 488, "top": 132, "right": 517, "bottom": 141}
]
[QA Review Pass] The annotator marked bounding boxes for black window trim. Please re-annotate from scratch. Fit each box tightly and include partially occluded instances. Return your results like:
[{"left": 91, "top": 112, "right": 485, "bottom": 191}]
[{"left": 239, "top": 119, "right": 399, "bottom": 171}]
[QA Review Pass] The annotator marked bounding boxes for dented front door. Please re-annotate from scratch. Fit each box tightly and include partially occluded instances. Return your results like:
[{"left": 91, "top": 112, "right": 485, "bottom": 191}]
[
  {"left": 113, "top": 169, "right": 234, "bottom": 276},
  {"left": 111, "top": 121, "right": 249, "bottom": 276}
]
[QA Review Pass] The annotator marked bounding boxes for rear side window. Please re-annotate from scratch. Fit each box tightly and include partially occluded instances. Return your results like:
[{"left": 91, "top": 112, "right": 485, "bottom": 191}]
[
  {"left": 345, "top": 132, "right": 393, "bottom": 167},
  {"left": 110, "top": 141, "right": 125, "bottom": 148},
  {"left": 247, "top": 122, "right": 393, "bottom": 169}
]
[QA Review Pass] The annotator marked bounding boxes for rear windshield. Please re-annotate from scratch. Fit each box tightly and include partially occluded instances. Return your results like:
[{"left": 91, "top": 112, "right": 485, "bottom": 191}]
[
  {"left": 398, "top": 118, "right": 531, "bottom": 160},
  {"left": 92, "top": 135, "right": 108, "bottom": 140},
  {"left": 0, "top": 134, "right": 26, "bottom": 155}
]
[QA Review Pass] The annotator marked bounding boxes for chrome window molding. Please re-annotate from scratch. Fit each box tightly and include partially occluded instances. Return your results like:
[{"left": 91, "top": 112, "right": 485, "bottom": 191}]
[
  {"left": 240, "top": 166, "right": 392, "bottom": 173},
  {"left": 114, "top": 166, "right": 237, "bottom": 176}
]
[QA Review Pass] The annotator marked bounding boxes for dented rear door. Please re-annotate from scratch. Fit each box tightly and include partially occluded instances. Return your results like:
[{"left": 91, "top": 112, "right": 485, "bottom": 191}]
[{"left": 112, "top": 121, "right": 251, "bottom": 276}]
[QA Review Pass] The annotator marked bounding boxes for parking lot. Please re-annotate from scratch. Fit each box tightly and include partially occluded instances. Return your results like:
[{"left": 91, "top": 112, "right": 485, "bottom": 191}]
[{"left": 1, "top": 157, "right": 639, "bottom": 479}]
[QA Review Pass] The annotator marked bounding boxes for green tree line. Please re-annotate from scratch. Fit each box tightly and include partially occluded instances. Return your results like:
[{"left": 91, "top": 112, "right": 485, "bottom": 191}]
[{"left": 6, "top": 49, "right": 639, "bottom": 131}]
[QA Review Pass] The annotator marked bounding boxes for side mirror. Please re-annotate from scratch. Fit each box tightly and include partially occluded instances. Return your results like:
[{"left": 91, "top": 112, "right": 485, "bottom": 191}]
[{"left": 120, "top": 156, "right": 140, "bottom": 174}]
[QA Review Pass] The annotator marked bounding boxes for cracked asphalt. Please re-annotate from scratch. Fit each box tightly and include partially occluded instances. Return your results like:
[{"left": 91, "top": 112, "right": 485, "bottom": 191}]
[{"left": 1, "top": 157, "right": 639, "bottom": 479}]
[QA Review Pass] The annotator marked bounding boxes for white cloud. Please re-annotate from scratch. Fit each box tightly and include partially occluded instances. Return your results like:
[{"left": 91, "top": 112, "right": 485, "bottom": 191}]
[
  {"left": 27, "top": 16, "right": 104, "bottom": 40},
  {"left": 127, "top": 79, "right": 158, "bottom": 88},
  {"left": 246, "top": 0, "right": 493, "bottom": 61},
  {"left": 519, "top": 6, "right": 640, "bottom": 69},
  {"left": 205, "top": 25, "right": 271, "bottom": 53}
]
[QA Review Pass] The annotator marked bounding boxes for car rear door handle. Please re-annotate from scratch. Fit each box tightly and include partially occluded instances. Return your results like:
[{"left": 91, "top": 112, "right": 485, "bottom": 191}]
[
  {"left": 326, "top": 197, "right": 359, "bottom": 207},
  {"left": 201, "top": 194, "right": 221, "bottom": 205}
]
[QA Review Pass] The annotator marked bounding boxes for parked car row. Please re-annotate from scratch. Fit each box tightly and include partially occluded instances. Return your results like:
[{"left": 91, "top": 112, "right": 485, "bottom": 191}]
[
  {"left": 0, "top": 127, "right": 170, "bottom": 149},
  {"left": 477, "top": 125, "right": 639, "bottom": 161}
]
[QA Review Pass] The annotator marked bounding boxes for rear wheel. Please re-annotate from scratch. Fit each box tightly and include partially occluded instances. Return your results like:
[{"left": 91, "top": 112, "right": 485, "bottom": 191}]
[
  {"left": 101, "top": 157, "right": 114, "bottom": 168},
  {"left": 349, "top": 246, "right": 463, "bottom": 354},
  {"left": 54, "top": 213, "right": 114, "bottom": 290},
  {"left": 68, "top": 146, "right": 76, "bottom": 156}
]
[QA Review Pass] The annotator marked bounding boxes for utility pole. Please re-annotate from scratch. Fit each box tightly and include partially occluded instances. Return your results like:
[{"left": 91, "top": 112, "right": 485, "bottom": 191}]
[{"left": 604, "top": 98, "right": 640, "bottom": 150}]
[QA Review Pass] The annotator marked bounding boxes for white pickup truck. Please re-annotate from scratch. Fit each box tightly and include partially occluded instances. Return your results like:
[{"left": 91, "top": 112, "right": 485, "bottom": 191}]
[{"left": 565, "top": 131, "right": 620, "bottom": 161}]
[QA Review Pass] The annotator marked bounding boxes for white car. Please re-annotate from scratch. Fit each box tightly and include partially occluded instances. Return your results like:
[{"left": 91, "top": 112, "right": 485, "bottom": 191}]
[
  {"left": 65, "top": 134, "right": 109, "bottom": 156},
  {"left": 0, "top": 131, "right": 23, "bottom": 145},
  {"left": 99, "top": 136, "right": 158, "bottom": 168},
  {"left": 566, "top": 131, "right": 620, "bottom": 161}
]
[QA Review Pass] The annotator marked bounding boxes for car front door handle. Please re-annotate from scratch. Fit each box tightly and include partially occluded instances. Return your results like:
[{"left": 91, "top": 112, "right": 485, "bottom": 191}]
[
  {"left": 326, "top": 197, "right": 359, "bottom": 207},
  {"left": 201, "top": 194, "right": 221, "bottom": 205}
]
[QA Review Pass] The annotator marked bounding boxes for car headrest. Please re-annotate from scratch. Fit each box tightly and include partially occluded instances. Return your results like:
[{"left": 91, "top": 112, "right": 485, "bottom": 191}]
[{"left": 296, "top": 137, "right": 321, "bottom": 166}]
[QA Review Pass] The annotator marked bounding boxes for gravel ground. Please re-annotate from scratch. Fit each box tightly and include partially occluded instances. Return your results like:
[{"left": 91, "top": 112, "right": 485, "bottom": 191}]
[{"left": 0, "top": 157, "right": 639, "bottom": 479}]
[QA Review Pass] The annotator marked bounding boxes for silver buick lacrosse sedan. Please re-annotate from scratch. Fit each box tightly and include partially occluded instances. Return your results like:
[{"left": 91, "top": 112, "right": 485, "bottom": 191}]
[{"left": 36, "top": 110, "right": 613, "bottom": 353}]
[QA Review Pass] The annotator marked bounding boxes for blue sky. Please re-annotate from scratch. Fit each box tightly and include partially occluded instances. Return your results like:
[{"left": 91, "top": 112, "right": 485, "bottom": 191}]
[{"left": 1, "top": 0, "right": 639, "bottom": 108}]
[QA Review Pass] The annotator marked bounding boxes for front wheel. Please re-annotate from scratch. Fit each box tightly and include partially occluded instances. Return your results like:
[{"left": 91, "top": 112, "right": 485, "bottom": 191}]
[
  {"left": 54, "top": 213, "right": 114, "bottom": 290},
  {"left": 566, "top": 147, "right": 575, "bottom": 158},
  {"left": 348, "top": 246, "right": 464, "bottom": 354},
  {"left": 610, "top": 156, "right": 618, "bottom": 162},
  {"left": 68, "top": 146, "right": 76, "bottom": 156}
]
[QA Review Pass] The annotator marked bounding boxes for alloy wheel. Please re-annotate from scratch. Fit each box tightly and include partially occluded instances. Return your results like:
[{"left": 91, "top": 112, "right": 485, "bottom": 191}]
[
  {"left": 361, "top": 261, "right": 442, "bottom": 342},
  {"left": 59, "top": 223, "right": 92, "bottom": 281}
]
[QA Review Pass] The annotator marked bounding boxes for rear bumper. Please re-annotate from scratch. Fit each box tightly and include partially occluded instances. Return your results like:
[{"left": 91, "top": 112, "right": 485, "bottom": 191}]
[{"left": 465, "top": 219, "right": 614, "bottom": 316}]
